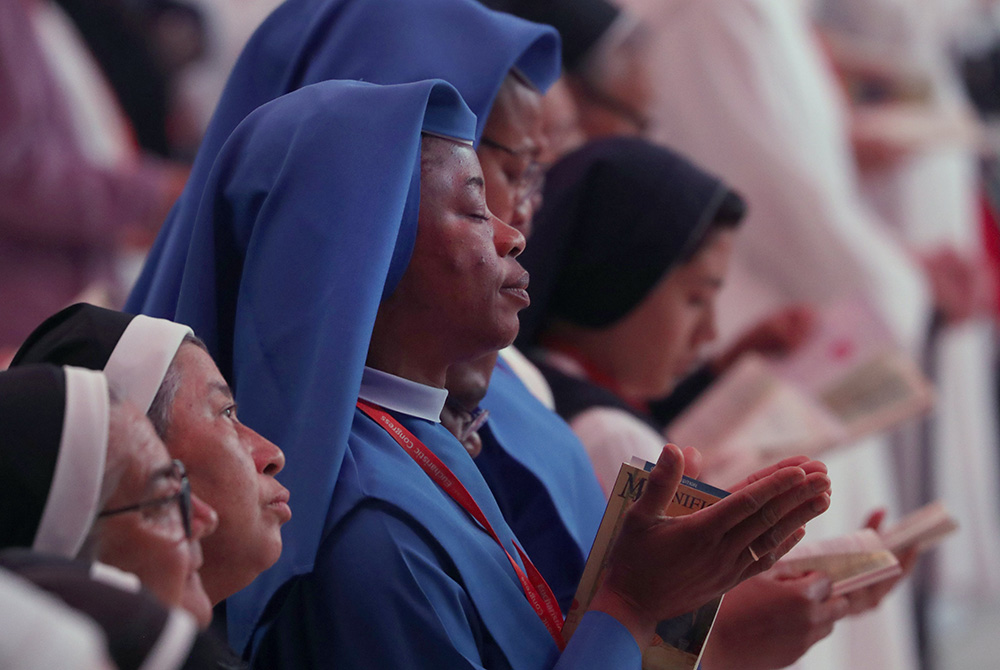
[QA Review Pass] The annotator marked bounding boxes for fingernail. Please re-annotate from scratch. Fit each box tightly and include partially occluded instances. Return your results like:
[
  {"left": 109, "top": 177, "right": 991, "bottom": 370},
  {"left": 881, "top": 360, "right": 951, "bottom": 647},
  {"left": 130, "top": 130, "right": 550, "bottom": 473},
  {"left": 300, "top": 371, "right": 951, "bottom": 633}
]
[
  {"left": 812, "top": 476, "right": 830, "bottom": 493},
  {"left": 812, "top": 494, "right": 830, "bottom": 513}
]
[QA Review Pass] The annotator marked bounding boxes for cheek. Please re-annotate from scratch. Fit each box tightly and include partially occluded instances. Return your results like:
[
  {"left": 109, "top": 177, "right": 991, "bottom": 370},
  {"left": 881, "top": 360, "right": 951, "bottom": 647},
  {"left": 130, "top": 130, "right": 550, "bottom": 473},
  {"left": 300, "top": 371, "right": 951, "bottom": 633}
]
[{"left": 98, "top": 527, "right": 191, "bottom": 607}]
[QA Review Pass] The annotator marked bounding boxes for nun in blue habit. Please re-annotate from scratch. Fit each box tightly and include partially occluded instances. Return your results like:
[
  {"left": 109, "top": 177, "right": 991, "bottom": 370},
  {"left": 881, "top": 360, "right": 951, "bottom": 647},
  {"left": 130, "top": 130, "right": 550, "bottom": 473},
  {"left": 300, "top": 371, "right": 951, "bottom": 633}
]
[
  {"left": 152, "top": 78, "right": 638, "bottom": 668},
  {"left": 127, "top": 0, "right": 559, "bottom": 320},
  {"left": 128, "top": 0, "right": 607, "bottom": 643}
]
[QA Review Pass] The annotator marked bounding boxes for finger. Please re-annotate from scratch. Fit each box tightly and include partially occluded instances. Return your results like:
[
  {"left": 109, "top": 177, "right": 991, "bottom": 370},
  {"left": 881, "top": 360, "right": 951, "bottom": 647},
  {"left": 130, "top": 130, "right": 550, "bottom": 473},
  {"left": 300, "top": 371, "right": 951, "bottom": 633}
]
[
  {"left": 631, "top": 444, "right": 685, "bottom": 521},
  {"left": 740, "top": 527, "right": 805, "bottom": 580},
  {"left": 747, "top": 492, "right": 831, "bottom": 561},
  {"left": 681, "top": 446, "right": 703, "bottom": 479},
  {"left": 728, "top": 473, "right": 831, "bottom": 553},
  {"left": 792, "top": 572, "right": 834, "bottom": 603},
  {"left": 798, "top": 459, "right": 828, "bottom": 476},
  {"left": 896, "top": 546, "right": 920, "bottom": 575},
  {"left": 863, "top": 508, "right": 886, "bottom": 532},
  {"left": 702, "top": 467, "right": 808, "bottom": 534},
  {"left": 822, "top": 595, "right": 850, "bottom": 623},
  {"left": 730, "top": 457, "right": 810, "bottom": 491}
]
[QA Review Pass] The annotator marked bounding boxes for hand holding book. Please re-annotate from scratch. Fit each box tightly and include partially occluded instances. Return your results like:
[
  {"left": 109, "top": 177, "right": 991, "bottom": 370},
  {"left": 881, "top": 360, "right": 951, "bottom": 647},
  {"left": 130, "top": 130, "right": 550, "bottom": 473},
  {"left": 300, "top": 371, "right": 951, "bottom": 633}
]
[
  {"left": 588, "top": 446, "right": 831, "bottom": 651},
  {"left": 701, "top": 572, "right": 850, "bottom": 670}
]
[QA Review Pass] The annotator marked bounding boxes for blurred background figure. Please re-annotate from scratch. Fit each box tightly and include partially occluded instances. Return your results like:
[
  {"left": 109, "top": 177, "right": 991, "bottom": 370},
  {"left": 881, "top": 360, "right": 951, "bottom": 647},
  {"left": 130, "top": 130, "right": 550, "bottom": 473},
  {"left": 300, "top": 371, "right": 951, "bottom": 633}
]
[{"left": 0, "top": 0, "right": 192, "bottom": 363}]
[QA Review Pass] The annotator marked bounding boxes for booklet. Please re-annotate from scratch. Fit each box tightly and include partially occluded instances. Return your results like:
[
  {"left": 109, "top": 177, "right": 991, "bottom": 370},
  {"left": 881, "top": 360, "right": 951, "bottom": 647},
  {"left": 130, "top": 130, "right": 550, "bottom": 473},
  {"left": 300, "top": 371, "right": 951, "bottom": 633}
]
[
  {"left": 882, "top": 500, "right": 959, "bottom": 555},
  {"left": 771, "top": 529, "right": 902, "bottom": 596},
  {"left": 667, "top": 300, "right": 934, "bottom": 477},
  {"left": 771, "top": 502, "right": 958, "bottom": 595},
  {"left": 563, "top": 459, "right": 729, "bottom": 670}
]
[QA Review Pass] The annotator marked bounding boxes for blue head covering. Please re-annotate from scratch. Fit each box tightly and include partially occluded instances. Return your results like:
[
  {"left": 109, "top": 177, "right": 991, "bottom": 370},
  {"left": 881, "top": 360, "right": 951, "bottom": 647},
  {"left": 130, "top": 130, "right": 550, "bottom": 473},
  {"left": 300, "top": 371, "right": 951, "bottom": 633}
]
[
  {"left": 157, "top": 78, "right": 476, "bottom": 649},
  {"left": 128, "top": 0, "right": 560, "bottom": 318}
]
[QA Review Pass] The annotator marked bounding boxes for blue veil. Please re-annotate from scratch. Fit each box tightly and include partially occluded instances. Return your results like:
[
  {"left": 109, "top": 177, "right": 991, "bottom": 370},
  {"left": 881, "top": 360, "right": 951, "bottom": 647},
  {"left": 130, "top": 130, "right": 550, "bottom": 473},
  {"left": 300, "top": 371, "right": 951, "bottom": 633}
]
[
  {"left": 128, "top": 0, "right": 560, "bottom": 317},
  {"left": 161, "top": 78, "right": 476, "bottom": 650}
]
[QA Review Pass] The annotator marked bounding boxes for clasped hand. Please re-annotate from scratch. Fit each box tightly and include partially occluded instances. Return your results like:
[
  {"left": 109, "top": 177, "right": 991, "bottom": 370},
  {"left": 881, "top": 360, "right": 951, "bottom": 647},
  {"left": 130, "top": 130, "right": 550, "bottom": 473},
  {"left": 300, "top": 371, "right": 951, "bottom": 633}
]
[{"left": 590, "top": 445, "right": 831, "bottom": 647}]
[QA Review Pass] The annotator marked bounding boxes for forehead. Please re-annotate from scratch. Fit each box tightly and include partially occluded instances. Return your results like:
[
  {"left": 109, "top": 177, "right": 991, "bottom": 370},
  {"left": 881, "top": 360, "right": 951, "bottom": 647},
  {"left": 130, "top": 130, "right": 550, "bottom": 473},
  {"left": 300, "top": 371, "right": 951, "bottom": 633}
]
[
  {"left": 420, "top": 139, "right": 484, "bottom": 192},
  {"left": 672, "top": 230, "right": 735, "bottom": 286},
  {"left": 484, "top": 80, "right": 543, "bottom": 148},
  {"left": 172, "top": 343, "right": 227, "bottom": 392},
  {"left": 108, "top": 402, "right": 172, "bottom": 496}
]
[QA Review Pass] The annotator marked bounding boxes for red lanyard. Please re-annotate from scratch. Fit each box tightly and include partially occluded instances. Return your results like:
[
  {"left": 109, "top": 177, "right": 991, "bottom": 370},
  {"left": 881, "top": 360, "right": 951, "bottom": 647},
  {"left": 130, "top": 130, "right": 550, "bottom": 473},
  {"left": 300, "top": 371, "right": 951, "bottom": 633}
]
[{"left": 357, "top": 399, "right": 566, "bottom": 650}]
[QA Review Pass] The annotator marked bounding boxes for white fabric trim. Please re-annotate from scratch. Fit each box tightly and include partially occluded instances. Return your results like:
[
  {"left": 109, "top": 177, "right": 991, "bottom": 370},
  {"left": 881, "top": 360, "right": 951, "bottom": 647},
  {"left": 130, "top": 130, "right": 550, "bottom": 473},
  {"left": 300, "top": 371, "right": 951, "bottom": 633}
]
[
  {"left": 139, "top": 608, "right": 197, "bottom": 670},
  {"left": 0, "top": 569, "right": 111, "bottom": 670},
  {"left": 89, "top": 562, "right": 141, "bottom": 593},
  {"left": 33, "top": 368, "right": 109, "bottom": 558},
  {"left": 104, "top": 316, "right": 192, "bottom": 414},
  {"left": 358, "top": 367, "right": 447, "bottom": 423}
]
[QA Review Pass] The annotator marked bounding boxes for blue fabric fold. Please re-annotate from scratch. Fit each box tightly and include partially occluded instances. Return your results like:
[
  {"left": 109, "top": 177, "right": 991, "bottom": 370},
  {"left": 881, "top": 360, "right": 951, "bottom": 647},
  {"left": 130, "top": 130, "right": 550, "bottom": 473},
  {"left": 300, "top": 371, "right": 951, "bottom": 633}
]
[
  {"left": 138, "top": 78, "right": 475, "bottom": 652},
  {"left": 128, "top": 0, "right": 560, "bottom": 320}
]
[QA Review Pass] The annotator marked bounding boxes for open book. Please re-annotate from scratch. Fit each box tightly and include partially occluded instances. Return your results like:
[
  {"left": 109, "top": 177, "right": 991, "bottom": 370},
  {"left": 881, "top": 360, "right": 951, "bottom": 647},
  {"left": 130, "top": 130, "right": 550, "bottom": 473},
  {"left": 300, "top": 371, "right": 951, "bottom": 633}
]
[
  {"left": 563, "top": 460, "right": 729, "bottom": 670},
  {"left": 771, "top": 502, "right": 958, "bottom": 595},
  {"left": 667, "top": 300, "right": 934, "bottom": 476},
  {"left": 882, "top": 501, "right": 959, "bottom": 555},
  {"left": 771, "top": 529, "right": 902, "bottom": 596}
]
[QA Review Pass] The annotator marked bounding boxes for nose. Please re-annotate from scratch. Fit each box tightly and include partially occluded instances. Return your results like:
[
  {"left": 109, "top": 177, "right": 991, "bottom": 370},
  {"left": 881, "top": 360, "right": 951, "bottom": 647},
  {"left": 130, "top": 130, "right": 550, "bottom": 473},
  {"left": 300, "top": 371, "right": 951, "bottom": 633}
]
[
  {"left": 189, "top": 492, "right": 218, "bottom": 540},
  {"left": 506, "top": 194, "right": 535, "bottom": 239},
  {"left": 493, "top": 214, "right": 526, "bottom": 259},
  {"left": 249, "top": 428, "right": 286, "bottom": 476}
]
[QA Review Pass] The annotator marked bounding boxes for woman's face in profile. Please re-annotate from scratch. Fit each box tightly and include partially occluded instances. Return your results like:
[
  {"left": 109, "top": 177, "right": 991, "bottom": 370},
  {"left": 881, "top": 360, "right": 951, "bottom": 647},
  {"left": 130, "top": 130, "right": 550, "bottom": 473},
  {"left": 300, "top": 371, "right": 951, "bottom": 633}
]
[
  {"left": 607, "top": 230, "right": 735, "bottom": 399},
  {"left": 385, "top": 137, "right": 529, "bottom": 362},
  {"left": 91, "top": 402, "right": 218, "bottom": 628}
]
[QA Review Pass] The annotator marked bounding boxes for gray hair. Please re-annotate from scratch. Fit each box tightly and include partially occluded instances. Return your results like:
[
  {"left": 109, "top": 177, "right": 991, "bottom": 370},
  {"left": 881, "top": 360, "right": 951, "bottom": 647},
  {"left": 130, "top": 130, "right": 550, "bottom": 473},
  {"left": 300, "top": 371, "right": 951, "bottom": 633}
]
[{"left": 146, "top": 334, "right": 207, "bottom": 439}]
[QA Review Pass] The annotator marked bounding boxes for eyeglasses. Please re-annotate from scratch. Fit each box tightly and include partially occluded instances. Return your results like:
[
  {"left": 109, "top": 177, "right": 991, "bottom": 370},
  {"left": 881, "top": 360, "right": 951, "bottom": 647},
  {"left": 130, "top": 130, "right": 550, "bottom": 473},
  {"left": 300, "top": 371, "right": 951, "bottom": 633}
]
[
  {"left": 99, "top": 459, "right": 192, "bottom": 539},
  {"left": 479, "top": 137, "right": 545, "bottom": 210}
]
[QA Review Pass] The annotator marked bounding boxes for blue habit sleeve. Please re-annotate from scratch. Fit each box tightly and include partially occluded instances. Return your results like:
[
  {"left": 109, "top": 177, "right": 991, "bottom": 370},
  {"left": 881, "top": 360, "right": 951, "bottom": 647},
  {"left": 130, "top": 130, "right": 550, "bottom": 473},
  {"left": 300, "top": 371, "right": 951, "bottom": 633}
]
[
  {"left": 253, "top": 501, "right": 512, "bottom": 670},
  {"left": 251, "top": 501, "right": 641, "bottom": 670}
]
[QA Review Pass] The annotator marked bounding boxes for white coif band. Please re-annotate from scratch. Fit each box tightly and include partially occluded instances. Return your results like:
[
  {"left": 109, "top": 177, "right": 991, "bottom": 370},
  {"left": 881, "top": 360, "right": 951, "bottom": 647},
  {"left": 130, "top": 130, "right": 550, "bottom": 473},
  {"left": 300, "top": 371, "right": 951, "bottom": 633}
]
[
  {"left": 104, "top": 316, "right": 193, "bottom": 414},
  {"left": 32, "top": 367, "right": 109, "bottom": 557}
]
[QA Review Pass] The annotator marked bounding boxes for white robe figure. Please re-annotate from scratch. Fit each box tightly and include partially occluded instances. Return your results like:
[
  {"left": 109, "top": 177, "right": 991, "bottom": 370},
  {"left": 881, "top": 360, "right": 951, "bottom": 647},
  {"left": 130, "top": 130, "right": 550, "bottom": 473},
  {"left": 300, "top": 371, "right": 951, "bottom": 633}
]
[
  {"left": 617, "top": 0, "right": 932, "bottom": 667},
  {"left": 814, "top": 0, "right": 1000, "bottom": 618}
]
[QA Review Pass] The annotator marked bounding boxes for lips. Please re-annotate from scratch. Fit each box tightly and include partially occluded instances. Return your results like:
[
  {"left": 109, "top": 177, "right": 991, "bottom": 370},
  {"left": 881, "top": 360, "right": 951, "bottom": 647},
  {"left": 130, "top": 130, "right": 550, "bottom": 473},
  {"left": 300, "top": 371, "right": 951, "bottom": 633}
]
[
  {"left": 503, "top": 271, "right": 530, "bottom": 291},
  {"left": 267, "top": 487, "right": 292, "bottom": 523},
  {"left": 501, "top": 271, "right": 531, "bottom": 306}
]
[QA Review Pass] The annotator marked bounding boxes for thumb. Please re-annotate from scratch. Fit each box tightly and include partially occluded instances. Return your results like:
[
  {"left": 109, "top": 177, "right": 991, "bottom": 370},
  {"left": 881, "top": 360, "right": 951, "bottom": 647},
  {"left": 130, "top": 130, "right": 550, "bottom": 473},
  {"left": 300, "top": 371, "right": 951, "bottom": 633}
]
[
  {"left": 632, "top": 444, "right": 685, "bottom": 520},
  {"left": 863, "top": 508, "right": 886, "bottom": 532},
  {"left": 791, "top": 571, "right": 834, "bottom": 602}
]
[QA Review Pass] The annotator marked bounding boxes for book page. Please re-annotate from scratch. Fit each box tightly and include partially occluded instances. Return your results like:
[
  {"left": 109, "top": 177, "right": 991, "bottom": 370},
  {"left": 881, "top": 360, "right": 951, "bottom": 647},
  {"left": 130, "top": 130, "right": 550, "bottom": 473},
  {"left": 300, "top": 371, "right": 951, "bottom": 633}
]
[
  {"left": 668, "top": 356, "right": 846, "bottom": 464},
  {"left": 772, "top": 529, "right": 902, "bottom": 596},
  {"left": 882, "top": 501, "right": 959, "bottom": 555},
  {"left": 668, "top": 300, "right": 933, "bottom": 467}
]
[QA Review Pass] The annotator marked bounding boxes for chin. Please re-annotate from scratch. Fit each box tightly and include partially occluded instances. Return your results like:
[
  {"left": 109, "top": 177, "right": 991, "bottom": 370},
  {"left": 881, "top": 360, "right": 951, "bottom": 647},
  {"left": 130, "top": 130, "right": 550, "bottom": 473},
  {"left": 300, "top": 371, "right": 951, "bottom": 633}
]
[{"left": 183, "top": 581, "right": 215, "bottom": 629}]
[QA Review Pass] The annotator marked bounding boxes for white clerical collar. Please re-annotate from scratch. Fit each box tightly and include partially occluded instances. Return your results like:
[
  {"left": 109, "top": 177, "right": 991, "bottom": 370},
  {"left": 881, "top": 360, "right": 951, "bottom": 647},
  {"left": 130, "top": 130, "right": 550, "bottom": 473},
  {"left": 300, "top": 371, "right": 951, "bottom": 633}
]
[{"left": 358, "top": 367, "right": 447, "bottom": 423}]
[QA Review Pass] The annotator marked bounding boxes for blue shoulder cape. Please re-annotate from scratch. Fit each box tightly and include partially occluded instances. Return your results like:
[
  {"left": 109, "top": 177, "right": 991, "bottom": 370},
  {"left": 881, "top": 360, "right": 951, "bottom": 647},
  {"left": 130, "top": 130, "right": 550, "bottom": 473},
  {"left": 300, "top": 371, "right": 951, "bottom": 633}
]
[
  {"left": 476, "top": 358, "right": 605, "bottom": 613},
  {"left": 128, "top": 0, "right": 560, "bottom": 319}
]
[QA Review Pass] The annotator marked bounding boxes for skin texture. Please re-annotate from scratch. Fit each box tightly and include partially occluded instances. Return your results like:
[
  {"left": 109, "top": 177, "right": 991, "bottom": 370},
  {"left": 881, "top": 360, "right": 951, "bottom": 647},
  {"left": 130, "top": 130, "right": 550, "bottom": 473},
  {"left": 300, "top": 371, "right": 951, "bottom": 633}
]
[
  {"left": 368, "top": 137, "right": 528, "bottom": 388},
  {"left": 90, "top": 401, "right": 218, "bottom": 627},
  {"left": 548, "top": 230, "right": 736, "bottom": 401},
  {"left": 592, "top": 448, "right": 831, "bottom": 649},
  {"left": 161, "top": 344, "right": 290, "bottom": 604},
  {"left": 476, "top": 75, "right": 547, "bottom": 238},
  {"left": 442, "top": 74, "right": 547, "bottom": 442}
]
